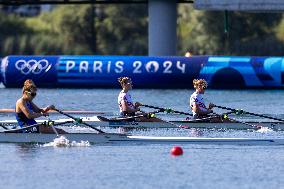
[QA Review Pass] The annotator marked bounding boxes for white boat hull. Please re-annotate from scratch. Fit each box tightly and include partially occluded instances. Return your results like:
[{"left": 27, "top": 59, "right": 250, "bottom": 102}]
[
  {"left": 0, "top": 133, "right": 283, "bottom": 145},
  {"left": 0, "top": 133, "right": 127, "bottom": 143},
  {"left": 94, "top": 121, "right": 284, "bottom": 130},
  {"left": 67, "top": 117, "right": 284, "bottom": 130},
  {"left": 2, "top": 116, "right": 284, "bottom": 130}
]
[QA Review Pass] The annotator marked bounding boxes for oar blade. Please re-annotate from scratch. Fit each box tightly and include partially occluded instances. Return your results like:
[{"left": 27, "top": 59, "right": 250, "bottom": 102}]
[{"left": 54, "top": 108, "right": 105, "bottom": 133}]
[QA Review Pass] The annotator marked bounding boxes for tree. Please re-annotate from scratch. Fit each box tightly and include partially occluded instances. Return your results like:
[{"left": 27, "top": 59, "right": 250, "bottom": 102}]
[
  {"left": 96, "top": 4, "right": 148, "bottom": 55},
  {"left": 177, "top": 4, "right": 284, "bottom": 56}
]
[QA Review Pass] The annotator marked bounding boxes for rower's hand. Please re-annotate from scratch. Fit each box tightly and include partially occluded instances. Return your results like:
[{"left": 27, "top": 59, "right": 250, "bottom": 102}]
[
  {"left": 41, "top": 112, "right": 49, "bottom": 117},
  {"left": 140, "top": 112, "right": 148, "bottom": 116},
  {"left": 135, "top": 102, "right": 142, "bottom": 107},
  {"left": 208, "top": 109, "right": 213, "bottom": 114},
  {"left": 208, "top": 103, "right": 215, "bottom": 109},
  {"left": 47, "top": 105, "right": 55, "bottom": 111},
  {"left": 135, "top": 107, "right": 141, "bottom": 112}
]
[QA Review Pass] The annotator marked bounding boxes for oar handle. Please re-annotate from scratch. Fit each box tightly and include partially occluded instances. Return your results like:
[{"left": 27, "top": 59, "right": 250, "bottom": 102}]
[
  {"left": 110, "top": 110, "right": 161, "bottom": 121},
  {"left": 54, "top": 108, "right": 105, "bottom": 133},
  {"left": 142, "top": 104, "right": 163, "bottom": 110},
  {"left": 141, "top": 104, "right": 192, "bottom": 116}
]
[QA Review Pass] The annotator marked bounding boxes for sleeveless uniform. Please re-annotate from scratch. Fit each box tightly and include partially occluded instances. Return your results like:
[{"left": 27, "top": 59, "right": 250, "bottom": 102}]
[
  {"left": 118, "top": 91, "right": 135, "bottom": 117},
  {"left": 15, "top": 101, "right": 39, "bottom": 133},
  {"left": 190, "top": 91, "right": 208, "bottom": 119}
]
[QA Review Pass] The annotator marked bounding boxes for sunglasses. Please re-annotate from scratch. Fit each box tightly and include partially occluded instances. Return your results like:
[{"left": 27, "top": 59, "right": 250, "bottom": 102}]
[
  {"left": 197, "top": 84, "right": 206, "bottom": 89},
  {"left": 27, "top": 91, "right": 37, "bottom": 97}
]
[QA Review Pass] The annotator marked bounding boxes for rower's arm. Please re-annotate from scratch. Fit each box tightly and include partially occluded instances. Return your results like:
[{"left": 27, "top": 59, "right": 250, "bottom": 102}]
[
  {"left": 29, "top": 101, "right": 42, "bottom": 113},
  {"left": 17, "top": 100, "right": 43, "bottom": 119},
  {"left": 41, "top": 105, "right": 55, "bottom": 113},
  {"left": 30, "top": 102, "right": 54, "bottom": 113},
  {"left": 192, "top": 104, "right": 212, "bottom": 115},
  {"left": 121, "top": 100, "right": 139, "bottom": 113}
]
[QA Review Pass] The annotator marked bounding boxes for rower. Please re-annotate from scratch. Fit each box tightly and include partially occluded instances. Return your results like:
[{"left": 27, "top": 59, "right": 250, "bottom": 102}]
[
  {"left": 189, "top": 79, "right": 214, "bottom": 119},
  {"left": 117, "top": 76, "right": 161, "bottom": 122},
  {"left": 15, "top": 79, "right": 66, "bottom": 133}
]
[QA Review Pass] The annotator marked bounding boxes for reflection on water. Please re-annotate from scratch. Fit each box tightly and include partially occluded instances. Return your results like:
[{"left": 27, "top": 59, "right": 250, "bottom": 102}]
[
  {"left": 15, "top": 144, "right": 39, "bottom": 158},
  {"left": 189, "top": 128, "right": 204, "bottom": 137}
]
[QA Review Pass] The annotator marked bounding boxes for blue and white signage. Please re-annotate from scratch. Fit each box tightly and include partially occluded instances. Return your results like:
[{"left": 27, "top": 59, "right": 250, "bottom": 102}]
[
  {"left": 57, "top": 56, "right": 205, "bottom": 88},
  {"left": 1, "top": 56, "right": 58, "bottom": 87},
  {"left": 2, "top": 55, "right": 284, "bottom": 88}
]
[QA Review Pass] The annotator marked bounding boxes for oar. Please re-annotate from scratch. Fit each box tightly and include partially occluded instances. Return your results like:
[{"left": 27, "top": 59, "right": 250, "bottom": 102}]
[
  {"left": 181, "top": 111, "right": 234, "bottom": 123},
  {"left": 177, "top": 111, "right": 235, "bottom": 129},
  {"left": 98, "top": 110, "right": 183, "bottom": 128},
  {"left": 97, "top": 110, "right": 162, "bottom": 122},
  {"left": 0, "top": 124, "right": 9, "bottom": 130},
  {"left": 211, "top": 112, "right": 263, "bottom": 130},
  {"left": 214, "top": 105, "right": 284, "bottom": 122},
  {"left": 46, "top": 117, "right": 59, "bottom": 137},
  {"left": 141, "top": 104, "right": 193, "bottom": 116},
  {"left": 54, "top": 108, "right": 105, "bottom": 133}
]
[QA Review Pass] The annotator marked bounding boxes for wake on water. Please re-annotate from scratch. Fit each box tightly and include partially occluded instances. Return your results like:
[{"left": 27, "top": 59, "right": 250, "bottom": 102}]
[
  {"left": 256, "top": 127, "right": 274, "bottom": 133},
  {"left": 42, "top": 135, "right": 90, "bottom": 147}
]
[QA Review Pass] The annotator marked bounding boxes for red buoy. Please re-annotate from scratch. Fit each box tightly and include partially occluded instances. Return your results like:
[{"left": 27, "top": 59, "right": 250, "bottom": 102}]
[{"left": 170, "top": 146, "right": 183, "bottom": 156}]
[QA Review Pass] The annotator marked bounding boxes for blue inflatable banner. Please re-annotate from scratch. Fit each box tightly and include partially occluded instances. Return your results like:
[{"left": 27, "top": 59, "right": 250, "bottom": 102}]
[
  {"left": 1, "top": 55, "right": 284, "bottom": 88},
  {"left": 199, "top": 56, "right": 284, "bottom": 88},
  {"left": 1, "top": 56, "right": 58, "bottom": 87},
  {"left": 57, "top": 56, "right": 206, "bottom": 88}
]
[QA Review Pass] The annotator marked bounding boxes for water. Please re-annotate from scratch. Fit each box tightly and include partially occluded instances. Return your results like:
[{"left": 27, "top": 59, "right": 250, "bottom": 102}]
[{"left": 0, "top": 88, "right": 284, "bottom": 189}]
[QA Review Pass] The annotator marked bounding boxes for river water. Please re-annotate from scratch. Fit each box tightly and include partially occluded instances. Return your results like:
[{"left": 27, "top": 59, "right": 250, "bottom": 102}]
[{"left": 0, "top": 88, "right": 283, "bottom": 189}]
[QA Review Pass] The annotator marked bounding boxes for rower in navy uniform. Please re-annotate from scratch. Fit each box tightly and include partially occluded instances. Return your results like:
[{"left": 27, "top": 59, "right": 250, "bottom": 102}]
[
  {"left": 189, "top": 79, "right": 215, "bottom": 119},
  {"left": 15, "top": 79, "right": 66, "bottom": 133},
  {"left": 117, "top": 76, "right": 161, "bottom": 122}
]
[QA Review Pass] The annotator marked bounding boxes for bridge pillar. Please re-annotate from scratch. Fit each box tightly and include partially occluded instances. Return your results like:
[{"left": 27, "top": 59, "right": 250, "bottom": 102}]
[{"left": 148, "top": 0, "right": 177, "bottom": 56}]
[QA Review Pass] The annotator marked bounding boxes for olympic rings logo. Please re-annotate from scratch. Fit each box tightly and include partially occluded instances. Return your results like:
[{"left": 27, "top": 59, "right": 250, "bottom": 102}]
[{"left": 15, "top": 59, "right": 50, "bottom": 75}]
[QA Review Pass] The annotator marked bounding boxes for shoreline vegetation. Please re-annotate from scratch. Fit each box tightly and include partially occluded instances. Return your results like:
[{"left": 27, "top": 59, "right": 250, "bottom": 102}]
[{"left": 0, "top": 4, "right": 284, "bottom": 56}]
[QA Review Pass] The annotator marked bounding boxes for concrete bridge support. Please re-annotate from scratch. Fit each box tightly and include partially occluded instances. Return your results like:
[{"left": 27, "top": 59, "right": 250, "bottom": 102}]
[{"left": 148, "top": 0, "right": 177, "bottom": 56}]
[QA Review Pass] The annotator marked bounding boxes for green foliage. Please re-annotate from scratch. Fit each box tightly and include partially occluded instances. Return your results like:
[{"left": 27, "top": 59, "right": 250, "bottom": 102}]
[
  {"left": 25, "top": 5, "right": 94, "bottom": 54},
  {"left": 0, "top": 4, "right": 148, "bottom": 56},
  {"left": 177, "top": 5, "right": 284, "bottom": 55},
  {"left": 0, "top": 4, "right": 284, "bottom": 56},
  {"left": 96, "top": 4, "right": 148, "bottom": 55},
  {"left": 0, "top": 11, "right": 30, "bottom": 36}
]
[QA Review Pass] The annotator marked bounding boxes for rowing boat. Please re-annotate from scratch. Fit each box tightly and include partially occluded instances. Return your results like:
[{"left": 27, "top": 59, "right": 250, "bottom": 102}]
[
  {"left": 89, "top": 120, "right": 284, "bottom": 130},
  {"left": 1, "top": 116, "right": 284, "bottom": 130},
  {"left": 0, "top": 132, "right": 283, "bottom": 145}
]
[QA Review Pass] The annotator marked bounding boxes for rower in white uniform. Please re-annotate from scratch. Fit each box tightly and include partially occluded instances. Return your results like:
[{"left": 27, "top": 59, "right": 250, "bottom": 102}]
[
  {"left": 189, "top": 79, "right": 214, "bottom": 119},
  {"left": 117, "top": 76, "right": 162, "bottom": 122}
]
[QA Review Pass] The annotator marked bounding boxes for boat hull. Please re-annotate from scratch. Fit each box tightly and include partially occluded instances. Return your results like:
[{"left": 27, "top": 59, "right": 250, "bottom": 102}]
[
  {"left": 2, "top": 117, "right": 284, "bottom": 130},
  {"left": 80, "top": 118, "right": 284, "bottom": 130},
  {"left": 0, "top": 133, "right": 283, "bottom": 145},
  {"left": 0, "top": 133, "right": 127, "bottom": 144}
]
